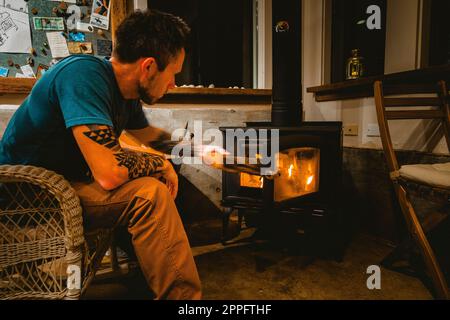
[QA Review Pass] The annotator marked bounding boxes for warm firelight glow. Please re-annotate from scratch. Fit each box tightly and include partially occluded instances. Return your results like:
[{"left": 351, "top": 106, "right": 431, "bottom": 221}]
[
  {"left": 306, "top": 175, "right": 314, "bottom": 186},
  {"left": 288, "top": 164, "right": 294, "bottom": 178}
]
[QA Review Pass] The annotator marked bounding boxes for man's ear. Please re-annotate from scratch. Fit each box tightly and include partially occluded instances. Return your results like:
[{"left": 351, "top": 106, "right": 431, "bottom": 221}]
[{"left": 141, "top": 57, "right": 157, "bottom": 76}]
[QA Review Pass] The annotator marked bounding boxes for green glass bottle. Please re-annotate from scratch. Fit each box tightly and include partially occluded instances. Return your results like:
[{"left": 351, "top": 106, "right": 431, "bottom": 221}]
[{"left": 346, "top": 49, "right": 364, "bottom": 80}]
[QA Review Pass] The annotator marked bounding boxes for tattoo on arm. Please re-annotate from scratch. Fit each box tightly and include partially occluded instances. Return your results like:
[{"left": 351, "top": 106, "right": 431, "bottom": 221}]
[
  {"left": 115, "top": 152, "right": 165, "bottom": 179},
  {"left": 83, "top": 126, "right": 121, "bottom": 151},
  {"left": 83, "top": 126, "right": 165, "bottom": 179}
]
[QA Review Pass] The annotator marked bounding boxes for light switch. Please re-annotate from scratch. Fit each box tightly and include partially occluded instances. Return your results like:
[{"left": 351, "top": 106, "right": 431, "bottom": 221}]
[{"left": 367, "top": 124, "right": 380, "bottom": 137}]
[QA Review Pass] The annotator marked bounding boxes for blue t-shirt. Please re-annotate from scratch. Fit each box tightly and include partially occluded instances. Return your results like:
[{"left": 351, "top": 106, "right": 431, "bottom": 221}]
[{"left": 0, "top": 55, "right": 149, "bottom": 181}]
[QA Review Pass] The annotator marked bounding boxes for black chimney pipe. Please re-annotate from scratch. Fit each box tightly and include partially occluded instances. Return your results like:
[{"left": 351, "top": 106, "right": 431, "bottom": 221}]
[{"left": 272, "top": 0, "right": 302, "bottom": 126}]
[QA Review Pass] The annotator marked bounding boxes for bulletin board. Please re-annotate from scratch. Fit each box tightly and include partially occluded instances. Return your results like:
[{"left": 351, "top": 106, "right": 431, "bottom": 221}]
[{"left": 0, "top": 0, "right": 126, "bottom": 93}]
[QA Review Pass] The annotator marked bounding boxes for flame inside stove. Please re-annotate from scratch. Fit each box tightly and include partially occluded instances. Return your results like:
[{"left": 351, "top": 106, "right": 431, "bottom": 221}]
[
  {"left": 240, "top": 173, "right": 264, "bottom": 189},
  {"left": 239, "top": 148, "right": 320, "bottom": 200},
  {"left": 274, "top": 148, "right": 320, "bottom": 202}
]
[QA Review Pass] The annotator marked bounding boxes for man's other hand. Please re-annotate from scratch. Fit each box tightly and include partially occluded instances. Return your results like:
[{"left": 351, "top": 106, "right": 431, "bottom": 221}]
[{"left": 160, "top": 160, "right": 178, "bottom": 199}]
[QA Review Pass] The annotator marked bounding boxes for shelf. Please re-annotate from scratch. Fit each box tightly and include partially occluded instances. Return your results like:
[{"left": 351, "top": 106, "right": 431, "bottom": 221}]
[
  {"left": 159, "top": 88, "right": 272, "bottom": 104},
  {"left": 0, "top": 78, "right": 271, "bottom": 104},
  {"left": 307, "top": 64, "right": 450, "bottom": 102}
]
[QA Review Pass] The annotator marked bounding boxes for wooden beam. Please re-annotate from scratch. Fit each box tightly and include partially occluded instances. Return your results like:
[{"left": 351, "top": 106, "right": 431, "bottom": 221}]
[
  {"left": 386, "top": 110, "right": 444, "bottom": 120},
  {"left": 111, "top": 0, "right": 128, "bottom": 44},
  {"left": 0, "top": 78, "right": 36, "bottom": 95}
]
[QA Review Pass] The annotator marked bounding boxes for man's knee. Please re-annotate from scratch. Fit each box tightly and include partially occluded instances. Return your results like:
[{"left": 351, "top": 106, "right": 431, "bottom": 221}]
[
  {"left": 128, "top": 177, "right": 172, "bottom": 203},
  {"left": 113, "top": 177, "right": 175, "bottom": 228}
]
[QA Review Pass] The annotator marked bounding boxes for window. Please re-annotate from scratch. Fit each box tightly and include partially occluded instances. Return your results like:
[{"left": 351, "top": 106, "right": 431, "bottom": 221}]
[
  {"left": 331, "top": 0, "right": 387, "bottom": 83},
  {"left": 147, "top": 0, "right": 254, "bottom": 89},
  {"left": 429, "top": 0, "right": 450, "bottom": 66}
]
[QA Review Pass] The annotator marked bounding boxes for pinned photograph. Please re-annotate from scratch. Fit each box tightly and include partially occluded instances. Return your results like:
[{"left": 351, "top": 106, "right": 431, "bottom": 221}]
[{"left": 90, "top": 0, "right": 110, "bottom": 30}]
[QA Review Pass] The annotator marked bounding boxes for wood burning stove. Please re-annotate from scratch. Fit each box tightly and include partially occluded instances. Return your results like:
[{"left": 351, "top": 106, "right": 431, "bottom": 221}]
[
  {"left": 219, "top": 1, "right": 346, "bottom": 258},
  {"left": 220, "top": 123, "right": 344, "bottom": 257}
]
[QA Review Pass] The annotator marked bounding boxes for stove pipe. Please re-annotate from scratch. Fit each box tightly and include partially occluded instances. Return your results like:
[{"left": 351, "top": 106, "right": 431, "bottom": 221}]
[{"left": 271, "top": 0, "right": 302, "bottom": 126}]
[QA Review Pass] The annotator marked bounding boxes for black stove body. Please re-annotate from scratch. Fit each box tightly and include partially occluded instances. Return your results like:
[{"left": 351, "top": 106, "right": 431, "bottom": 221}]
[{"left": 219, "top": 1, "right": 346, "bottom": 257}]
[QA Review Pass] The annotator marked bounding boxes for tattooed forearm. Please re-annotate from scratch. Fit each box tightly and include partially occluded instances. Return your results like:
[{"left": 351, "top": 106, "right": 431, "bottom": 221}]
[
  {"left": 83, "top": 126, "right": 121, "bottom": 151},
  {"left": 83, "top": 125, "right": 166, "bottom": 179},
  {"left": 115, "top": 151, "right": 165, "bottom": 179}
]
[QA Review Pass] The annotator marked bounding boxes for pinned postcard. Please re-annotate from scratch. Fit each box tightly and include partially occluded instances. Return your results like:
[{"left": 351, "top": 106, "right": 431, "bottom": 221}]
[
  {"left": 46, "top": 32, "right": 70, "bottom": 58},
  {"left": 15, "top": 73, "right": 27, "bottom": 78},
  {"left": 90, "top": 0, "right": 110, "bottom": 30},
  {"left": 0, "top": 5, "right": 32, "bottom": 53},
  {"left": 67, "top": 41, "right": 93, "bottom": 54},
  {"left": 0, "top": 67, "right": 9, "bottom": 77},
  {"left": 21, "top": 64, "right": 36, "bottom": 78}
]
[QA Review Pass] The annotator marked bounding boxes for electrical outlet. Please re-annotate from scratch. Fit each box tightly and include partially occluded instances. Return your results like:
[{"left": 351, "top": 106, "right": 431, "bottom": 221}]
[
  {"left": 367, "top": 124, "right": 380, "bottom": 137},
  {"left": 344, "top": 124, "right": 359, "bottom": 136}
]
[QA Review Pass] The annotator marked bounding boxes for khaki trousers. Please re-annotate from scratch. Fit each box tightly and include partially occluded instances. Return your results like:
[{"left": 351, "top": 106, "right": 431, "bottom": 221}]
[{"left": 71, "top": 177, "right": 202, "bottom": 300}]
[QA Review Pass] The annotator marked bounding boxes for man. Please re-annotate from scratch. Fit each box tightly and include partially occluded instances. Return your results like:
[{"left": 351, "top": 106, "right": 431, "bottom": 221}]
[{"left": 0, "top": 10, "right": 201, "bottom": 300}]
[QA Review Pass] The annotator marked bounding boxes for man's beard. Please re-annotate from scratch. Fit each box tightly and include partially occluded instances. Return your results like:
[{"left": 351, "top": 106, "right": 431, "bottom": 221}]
[
  {"left": 138, "top": 74, "right": 158, "bottom": 105},
  {"left": 138, "top": 85, "right": 158, "bottom": 105}
]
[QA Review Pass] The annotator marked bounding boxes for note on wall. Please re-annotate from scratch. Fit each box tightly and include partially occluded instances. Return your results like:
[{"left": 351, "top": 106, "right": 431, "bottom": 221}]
[
  {"left": 46, "top": 32, "right": 70, "bottom": 58},
  {"left": 0, "top": 4, "right": 32, "bottom": 53}
]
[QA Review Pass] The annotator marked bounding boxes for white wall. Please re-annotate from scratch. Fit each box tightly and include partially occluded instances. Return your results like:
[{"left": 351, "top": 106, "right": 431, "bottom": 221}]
[
  {"left": 302, "top": 0, "right": 448, "bottom": 154},
  {"left": 1, "top": 0, "right": 448, "bottom": 154}
]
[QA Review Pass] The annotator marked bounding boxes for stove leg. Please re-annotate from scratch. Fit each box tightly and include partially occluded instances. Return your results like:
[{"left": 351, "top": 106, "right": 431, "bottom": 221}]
[
  {"left": 222, "top": 207, "right": 233, "bottom": 245},
  {"left": 238, "top": 209, "right": 244, "bottom": 233}
]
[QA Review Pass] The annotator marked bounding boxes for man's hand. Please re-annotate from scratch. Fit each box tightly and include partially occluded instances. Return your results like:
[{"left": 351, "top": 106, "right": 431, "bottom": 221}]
[
  {"left": 199, "top": 145, "right": 229, "bottom": 168},
  {"left": 160, "top": 160, "right": 178, "bottom": 199}
]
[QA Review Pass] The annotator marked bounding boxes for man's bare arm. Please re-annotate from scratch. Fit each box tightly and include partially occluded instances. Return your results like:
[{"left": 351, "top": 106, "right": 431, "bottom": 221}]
[
  {"left": 72, "top": 124, "right": 168, "bottom": 190},
  {"left": 126, "top": 126, "right": 171, "bottom": 148}
]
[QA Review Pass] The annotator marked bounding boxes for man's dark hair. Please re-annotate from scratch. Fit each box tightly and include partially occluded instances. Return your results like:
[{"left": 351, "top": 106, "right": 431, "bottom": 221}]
[{"left": 113, "top": 9, "right": 190, "bottom": 71}]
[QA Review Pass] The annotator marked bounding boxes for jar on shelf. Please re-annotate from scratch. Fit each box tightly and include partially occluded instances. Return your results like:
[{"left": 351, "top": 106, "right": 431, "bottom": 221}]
[{"left": 346, "top": 49, "right": 364, "bottom": 80}]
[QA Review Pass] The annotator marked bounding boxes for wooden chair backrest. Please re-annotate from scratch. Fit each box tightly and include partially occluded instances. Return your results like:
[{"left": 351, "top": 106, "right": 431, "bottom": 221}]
[{"left": 373, "top": 80, "right": 450, "bottom": 173}]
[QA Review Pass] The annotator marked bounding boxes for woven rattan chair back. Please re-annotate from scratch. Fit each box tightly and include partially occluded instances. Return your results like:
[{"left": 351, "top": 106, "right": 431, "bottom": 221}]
[{"left": 0, "top": 165, "right": 113, "bottom": 300}]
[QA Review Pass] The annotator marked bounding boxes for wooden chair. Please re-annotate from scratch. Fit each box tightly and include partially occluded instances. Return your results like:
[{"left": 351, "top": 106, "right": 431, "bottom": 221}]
[
  {"left": 374, "top": 80, "right": 450, "bottom": 299},
  {"left": 0, "top": 165, "right": 118, "bottom": 299}
]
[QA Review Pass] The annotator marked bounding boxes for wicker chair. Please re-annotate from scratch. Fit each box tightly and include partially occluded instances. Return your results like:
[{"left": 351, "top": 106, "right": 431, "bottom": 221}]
[
  {"left": 0, "top": 165, "right": 114, "bottom": 300},
  {"left": 374, "top": 80, "right": 450, "bottom": 300}
]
